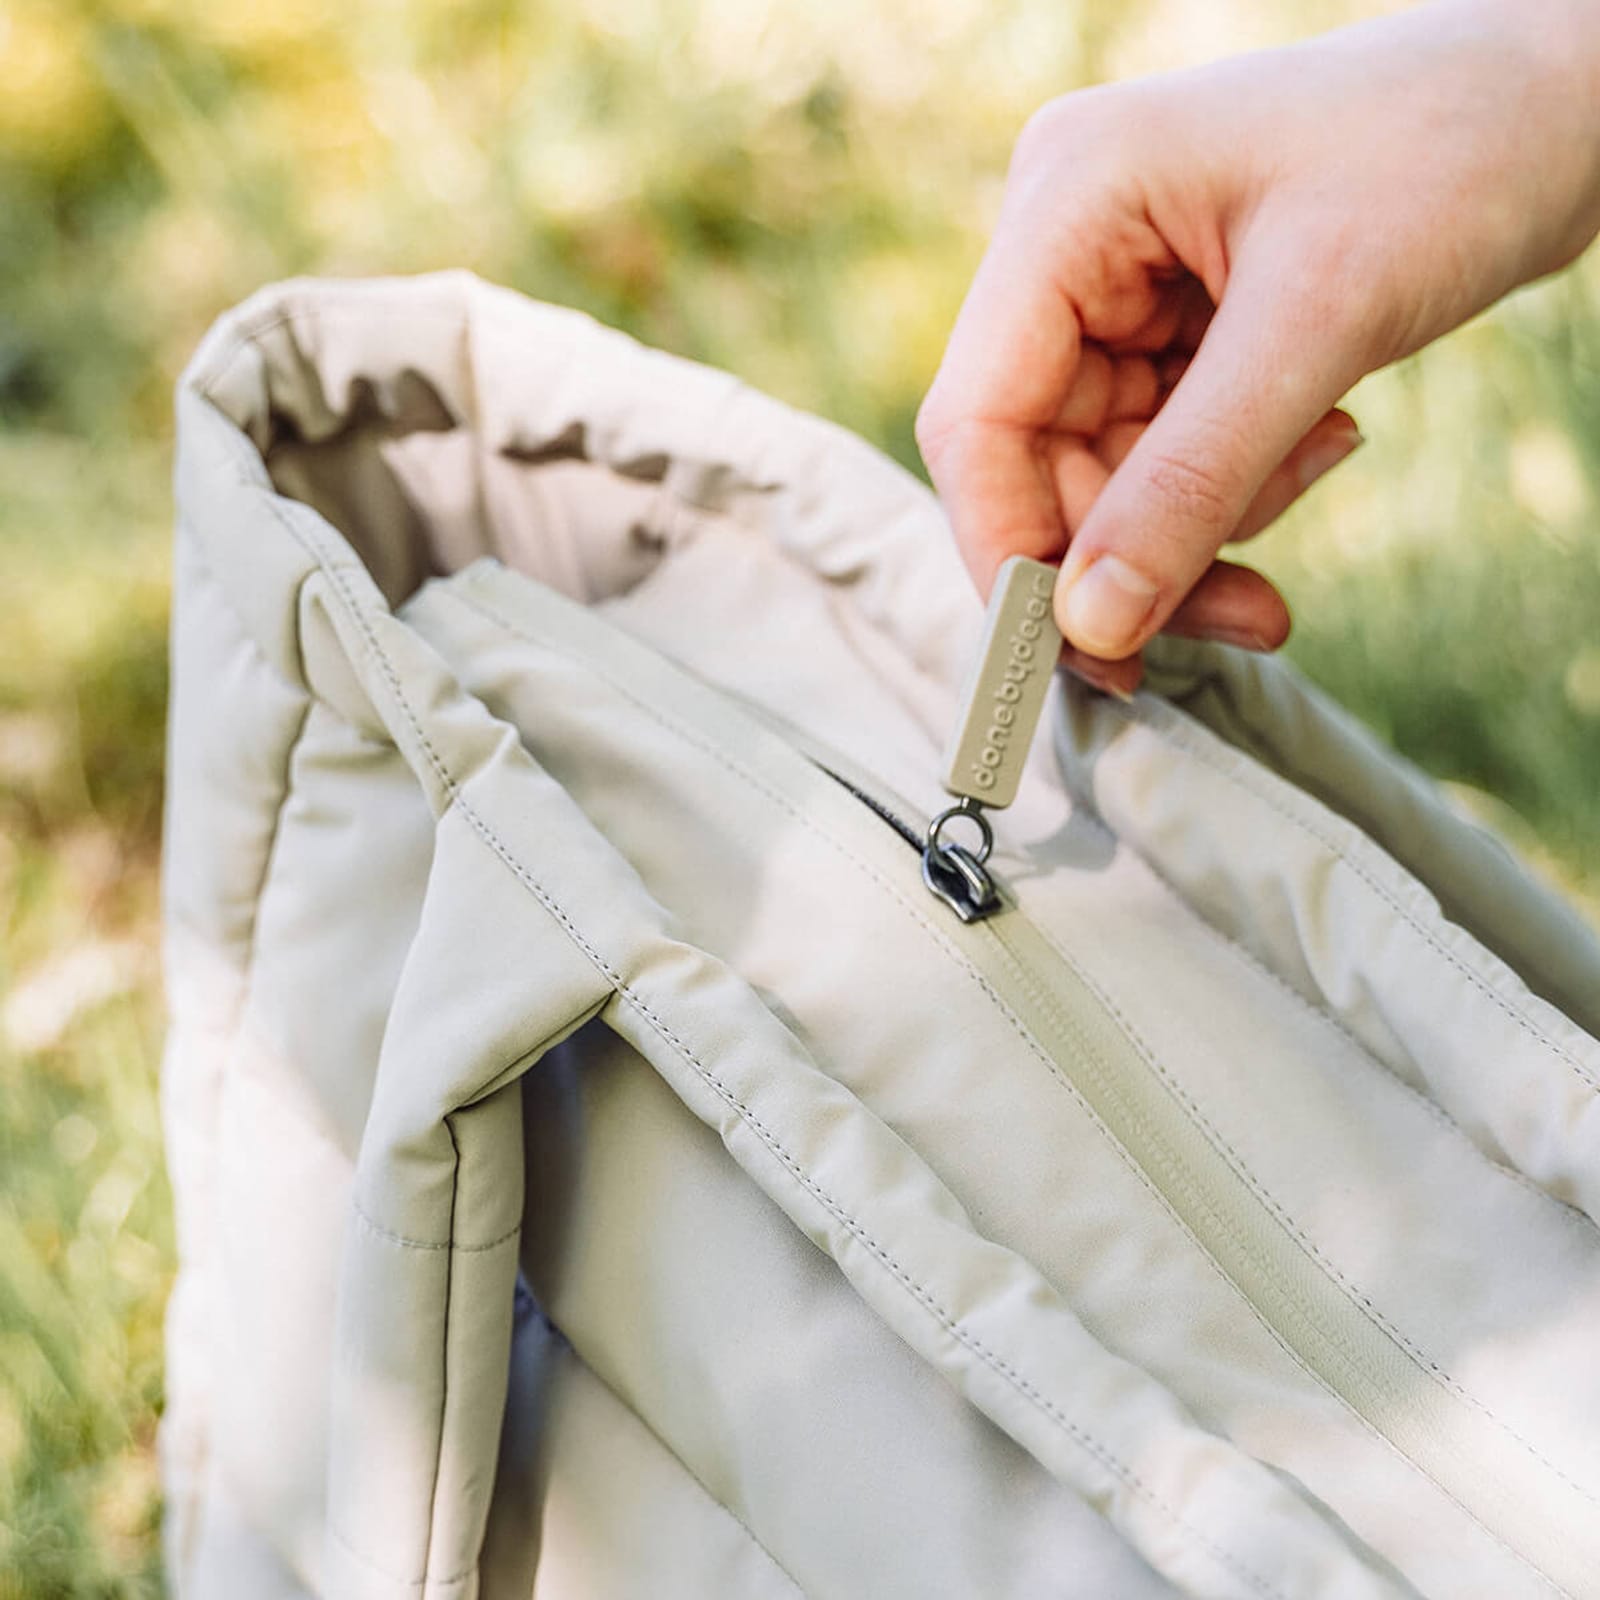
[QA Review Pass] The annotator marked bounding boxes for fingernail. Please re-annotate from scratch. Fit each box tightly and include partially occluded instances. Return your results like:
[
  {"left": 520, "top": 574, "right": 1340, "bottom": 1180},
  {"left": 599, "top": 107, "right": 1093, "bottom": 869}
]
[
  {"left": 1296, "top": 426, "right": 1364, "bottom": 495},
  {"left": 1059, "top": 555, "right": 1159, "bottom": 657}
]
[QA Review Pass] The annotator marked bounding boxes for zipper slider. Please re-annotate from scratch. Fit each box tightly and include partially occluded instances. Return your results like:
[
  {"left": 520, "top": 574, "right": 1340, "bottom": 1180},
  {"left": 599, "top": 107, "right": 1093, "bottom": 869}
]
[
  {"left": 921, "top": 797, "right": 1000, "bottom": 922},
  {"left": 925, "top": 556, "right": 1063, "bottom": 921}
]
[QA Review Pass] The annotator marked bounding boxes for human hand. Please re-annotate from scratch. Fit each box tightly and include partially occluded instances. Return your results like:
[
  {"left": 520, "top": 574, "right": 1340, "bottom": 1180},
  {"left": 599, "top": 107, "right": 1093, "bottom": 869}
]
[{"left": 917, "top": 0, "right": 1600, "bottom": 695}]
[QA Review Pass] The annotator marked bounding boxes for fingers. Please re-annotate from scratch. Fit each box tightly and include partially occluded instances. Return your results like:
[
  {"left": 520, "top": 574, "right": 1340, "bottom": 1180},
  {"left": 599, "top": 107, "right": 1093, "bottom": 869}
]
[
  {"left": 1107, "top": 355, "right": 1160, "bottom": 421},
  {"left": 1229, "top": 409, "right": 1363, "bottom": 542},
  {"left": 1053, "top": 347, "right": 1115, "bottom": 433},
  {"left": 1061, "top": 557, "right": 1288, "bottom": 703},
  {"left": 1161, "top": 559, "right": 1291, "bottom": 648},
  {"left": 1110, "top": 274, "right": 1212, "bottom": 356},
  {"left": 1053, "top": 259, "right": 1359, "bottom": 659},
  {"left": 1053, "top": 349, "right": 1160, "bottom": 434},
  {"left": 1092, "top": 406, "right": 1362, "bottom": 537},
  {"left": 917, "top": 229, "right": 1088, "bottom": 595},
  {"left": 1044, "top": 353, "right": 1165, "bottom": 535},
  {"left": 1063, "top": 642, "right": 1145, "bottom": 700},
  {"left": 921, "top": 423, "right": 1068, "bottom": 599},
  {"left": 1050, "top": 442, "right": 1110, "bottom": 538}
]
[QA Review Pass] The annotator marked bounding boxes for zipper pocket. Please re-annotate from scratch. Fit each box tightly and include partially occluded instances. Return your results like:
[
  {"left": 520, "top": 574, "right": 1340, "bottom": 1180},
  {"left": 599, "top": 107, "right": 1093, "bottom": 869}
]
[
  {"left": 437, "top": 558, "right": 1594, "bottom": 1590},
  {"left": 808, "top": 758, "right": 1002, "bottom": 924},
  {"left": 797, "top": 734, "right": 1593, "bottom": 1593},
  {"left": 793, "top": 554, "right": 1065, "bottom": 926}
]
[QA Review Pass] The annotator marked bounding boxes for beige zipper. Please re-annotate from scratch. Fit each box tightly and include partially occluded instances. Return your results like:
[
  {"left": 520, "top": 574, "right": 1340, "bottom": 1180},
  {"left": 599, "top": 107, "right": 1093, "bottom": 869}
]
[
  {"left": 792, "top": 722, "right": 1592, "bottom": 1600},
  {"left": 443, "top": 559, "right": 1594, "bottom": 1595}
]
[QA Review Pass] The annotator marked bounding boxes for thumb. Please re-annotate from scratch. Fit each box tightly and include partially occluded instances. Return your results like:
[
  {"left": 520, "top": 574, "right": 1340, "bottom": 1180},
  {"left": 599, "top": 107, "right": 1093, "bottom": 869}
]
[{"left": 1054, "top": 268, "right": 1356, "bottom": 659}]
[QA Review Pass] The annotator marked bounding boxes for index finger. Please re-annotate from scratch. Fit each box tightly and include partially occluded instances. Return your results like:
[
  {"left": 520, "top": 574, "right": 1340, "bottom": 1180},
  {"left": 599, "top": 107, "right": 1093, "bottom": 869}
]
[{"left": 916, "top": 232, "right": 1084, "bottom": 596}]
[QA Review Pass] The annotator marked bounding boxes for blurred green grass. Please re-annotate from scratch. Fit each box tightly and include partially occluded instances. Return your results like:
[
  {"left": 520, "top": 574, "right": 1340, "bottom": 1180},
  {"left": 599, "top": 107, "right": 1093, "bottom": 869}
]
[{"left": 2, "top": 1, "right": 1598, "bottom": 1594}]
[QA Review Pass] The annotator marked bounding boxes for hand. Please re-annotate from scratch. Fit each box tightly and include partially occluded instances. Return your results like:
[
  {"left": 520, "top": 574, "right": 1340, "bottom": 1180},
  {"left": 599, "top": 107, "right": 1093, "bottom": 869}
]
[{"left": 917, "top": 0, "right": 1600, "bottom": 695}]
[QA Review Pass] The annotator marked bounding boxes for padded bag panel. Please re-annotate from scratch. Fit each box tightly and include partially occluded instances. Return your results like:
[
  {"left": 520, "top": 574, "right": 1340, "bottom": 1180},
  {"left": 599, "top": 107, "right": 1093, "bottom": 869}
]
[
  {"left": 492, "top": 1299, "right": 808, "bottom": 1600},
  {"left": 408, "top": 554, "right": 1600, "bottom": 1600},
  {"left": 511, "top": 1027, "right": 1183, "bottom": 1600},
  {"left": 163, "top": 273, "right": 1600, "bottom": 1600}
]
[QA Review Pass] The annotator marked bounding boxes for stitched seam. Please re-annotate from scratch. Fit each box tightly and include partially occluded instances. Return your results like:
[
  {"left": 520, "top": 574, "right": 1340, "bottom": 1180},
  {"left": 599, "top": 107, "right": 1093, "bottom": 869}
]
[
  {"left": 434, "top": 587, "right": 1248, "bottom": 1252},
  {"left": 614, "top": 1012, "right": 1282, "bottom": 1600},
  {"left": 1191, "top": 893, "right": 1599, "bottom": 1230},
  {"left": 610, "top": 982, "right": 1279, "bottom": 1600},
  {"left": 1104, "top": 700, "right": 1600, "bottom": 1097},
  {"left": 270, "top": 509, "right": 1293, "bottom": 1600},
  {"left": 1071, "top": 800, "right": 1599, "bottom": 1241},
  {"left": 980, "top": 917, "right": 1572, "bottom": 1598},
  {"left": 352, "top": 1203, "right": 523, "bottom": 1255},
  {"left": 440, "top": 579, "right": 1584, "bottom": 1588},
  {"left": 1018, "top": 910, "right": 1600, "bottom": 1519}
]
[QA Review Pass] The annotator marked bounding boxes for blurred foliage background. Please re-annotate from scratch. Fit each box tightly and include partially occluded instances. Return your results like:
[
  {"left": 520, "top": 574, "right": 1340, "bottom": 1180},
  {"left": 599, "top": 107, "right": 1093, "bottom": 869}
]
[{"left": 2, "top": 0, "right": 1598, "bottom": 1594}]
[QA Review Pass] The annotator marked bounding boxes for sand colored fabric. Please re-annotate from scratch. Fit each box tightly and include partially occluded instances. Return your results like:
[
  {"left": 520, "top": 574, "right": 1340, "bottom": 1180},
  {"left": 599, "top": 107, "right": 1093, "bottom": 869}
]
[{"left": 162, "top": 274, "right": 1600, "bottom": 1600}]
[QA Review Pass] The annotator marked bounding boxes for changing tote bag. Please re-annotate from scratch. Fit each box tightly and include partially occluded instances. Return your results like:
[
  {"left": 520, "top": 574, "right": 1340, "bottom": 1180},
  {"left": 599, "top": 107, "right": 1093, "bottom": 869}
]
[{"left": 161, "top": 273, "right": 1600, "bottom": 1600}]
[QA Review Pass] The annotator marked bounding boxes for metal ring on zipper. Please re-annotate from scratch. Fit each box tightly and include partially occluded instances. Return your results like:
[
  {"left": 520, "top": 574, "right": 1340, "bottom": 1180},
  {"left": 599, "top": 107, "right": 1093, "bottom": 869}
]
[
  {"left": 922, "top": 798, "right": 1001, "bottom": 922},
  {"left": 926, "top": 796, "right": 994, "bottom": 865}
]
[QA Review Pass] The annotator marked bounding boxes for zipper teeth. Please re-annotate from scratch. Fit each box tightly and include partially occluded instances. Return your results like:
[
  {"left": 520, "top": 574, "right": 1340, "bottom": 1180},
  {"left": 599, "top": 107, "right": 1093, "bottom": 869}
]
[
  {"left": 808, "top": 750, "right": 1593, "bottom": 1583},
  {"left": 440, "top": 567, "right": 1586, "bottom": 1580},
  {"left": 807, "top": 758, "right": 926, "bottom": 853}
]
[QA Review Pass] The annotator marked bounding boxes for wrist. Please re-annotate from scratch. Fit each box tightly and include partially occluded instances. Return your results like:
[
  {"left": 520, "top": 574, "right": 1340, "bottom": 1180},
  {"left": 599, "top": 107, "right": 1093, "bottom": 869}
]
[{"left": 1455, "top": 0, "right": 1600, "bottom": 269}]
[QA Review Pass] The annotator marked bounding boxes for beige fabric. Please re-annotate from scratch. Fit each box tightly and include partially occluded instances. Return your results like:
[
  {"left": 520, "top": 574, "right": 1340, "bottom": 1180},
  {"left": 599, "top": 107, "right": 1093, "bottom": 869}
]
[{"left": 162, "top": 273, "right": 1600, "bottom": 1600}]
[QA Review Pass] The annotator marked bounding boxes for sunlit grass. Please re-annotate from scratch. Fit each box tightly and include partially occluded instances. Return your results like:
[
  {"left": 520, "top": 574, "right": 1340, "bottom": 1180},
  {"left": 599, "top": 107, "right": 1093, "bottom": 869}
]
[
  {"left": 0, "top": 984, "right": 168, "bottom": 1600},
  {"left": 2, "top": 1, "right": 1599, "bottom": 1592}
]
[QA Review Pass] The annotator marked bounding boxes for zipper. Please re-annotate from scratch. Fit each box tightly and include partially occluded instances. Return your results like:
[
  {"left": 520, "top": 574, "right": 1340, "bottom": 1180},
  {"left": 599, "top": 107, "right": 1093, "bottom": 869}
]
[
  {"left": 799, "top": 740, "right": 1586, "bottom": 1590},
  {"left": 443, "top": 559, "right": 1588, "bottom": 1585},
  {"left": 808, "top": 758, "right": 1002, "bottom": 924}
]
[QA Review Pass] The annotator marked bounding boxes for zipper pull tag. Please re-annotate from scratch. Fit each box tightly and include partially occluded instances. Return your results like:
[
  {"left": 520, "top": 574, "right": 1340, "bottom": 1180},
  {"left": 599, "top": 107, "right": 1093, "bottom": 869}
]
[
  {"left": 928, "top": 556, "right": 1062, "bottom": 921},
  {"left": 922, "top": 557, "right": 1062, "bottom": 922},
  {"left": 940, "top": 555, "right": 1063, "bottom": 811}
]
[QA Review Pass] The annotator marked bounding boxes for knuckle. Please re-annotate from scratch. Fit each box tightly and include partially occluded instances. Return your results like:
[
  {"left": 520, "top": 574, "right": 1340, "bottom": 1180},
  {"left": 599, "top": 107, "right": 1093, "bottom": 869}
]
[
  {"left": 1005, "top": 87, "right": 1148, "bottom": 244},
  {"left": 1138, "top": 447, "right": 1237, "bottom": 537},
  {"left": 1012, "top": 84, "right": 1138, "bottom": 182},
  {"left": 1008, "top": 94, "right": 1100, "bottom": 202},
  {"left": 1012, "top": 99, "right": 1071, "bottom": 173}
]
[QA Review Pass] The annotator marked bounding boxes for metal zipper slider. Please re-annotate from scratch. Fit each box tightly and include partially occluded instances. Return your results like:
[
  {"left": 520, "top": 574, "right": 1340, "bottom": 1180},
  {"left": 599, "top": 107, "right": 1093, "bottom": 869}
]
[
  {"left": 924, "top": 556, "right": 1063, "bottom": 921},
  {"left": 921, "top": 797, "right": 1000, "bottom": 923}
]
